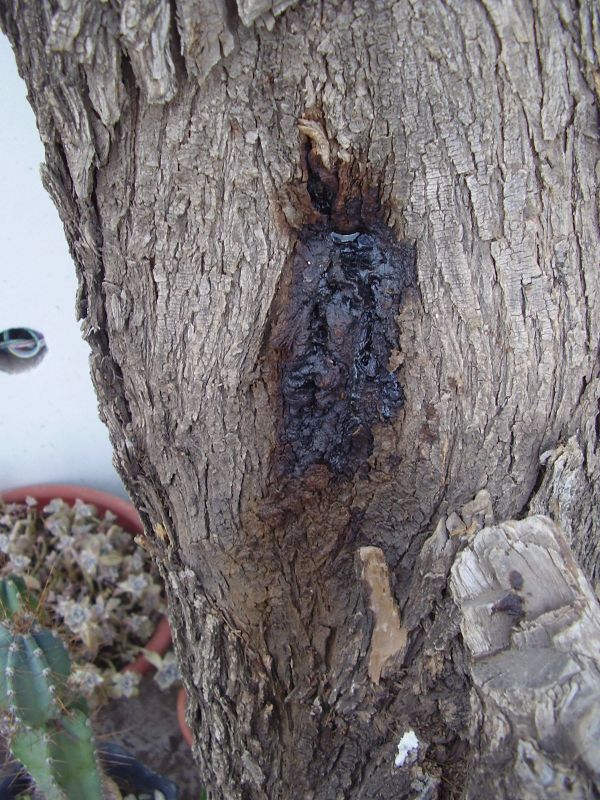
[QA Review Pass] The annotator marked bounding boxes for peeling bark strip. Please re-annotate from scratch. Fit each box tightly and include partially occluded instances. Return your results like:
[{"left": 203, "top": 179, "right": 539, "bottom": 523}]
[{"left": 271, "top": 122, "right": 416, "bottom": 478}]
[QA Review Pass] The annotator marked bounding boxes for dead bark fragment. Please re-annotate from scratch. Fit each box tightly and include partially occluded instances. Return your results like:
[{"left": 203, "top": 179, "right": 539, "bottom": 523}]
[
  {"left": 236, "top": 0, "right": 300, "bottom": 27},
  {"left": 174, "top": 0, "right": 235, "bottom": 83},
  {"left": 358, "top": 546, "right": 407, "bottom": 683}
]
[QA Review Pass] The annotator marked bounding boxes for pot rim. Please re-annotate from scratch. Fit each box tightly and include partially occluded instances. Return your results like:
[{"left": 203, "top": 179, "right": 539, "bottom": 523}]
[
  {"left": 176, "top": 686, "right": 193, "bottom": 747},
  {"left": 0, "top": 483, "right": 171, "bottom": 674}
]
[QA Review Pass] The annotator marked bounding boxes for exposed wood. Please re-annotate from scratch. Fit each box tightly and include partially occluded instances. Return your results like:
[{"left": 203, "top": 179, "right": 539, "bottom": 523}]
[
  {"left": 1, "top": 0, "right": 599, "bottom": 797},
  {"left": 358, "top": 546, "right": 407, "bottom": 685}
]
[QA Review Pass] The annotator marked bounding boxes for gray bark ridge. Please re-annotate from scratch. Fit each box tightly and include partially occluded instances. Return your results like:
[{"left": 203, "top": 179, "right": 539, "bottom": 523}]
[{"left": 46, "top": 0, "right": 301, "bottom": 118}]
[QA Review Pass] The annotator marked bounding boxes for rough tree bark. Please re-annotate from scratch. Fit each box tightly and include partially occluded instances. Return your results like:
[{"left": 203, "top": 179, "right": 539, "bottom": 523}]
[{"left": 1, "top": 1, "right": 599, "bottom": 798}]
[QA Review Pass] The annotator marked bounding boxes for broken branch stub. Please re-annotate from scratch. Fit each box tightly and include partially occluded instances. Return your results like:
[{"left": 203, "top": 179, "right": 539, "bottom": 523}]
[{"left": 451, "top": 515, "right": 600, "bottom": 799}]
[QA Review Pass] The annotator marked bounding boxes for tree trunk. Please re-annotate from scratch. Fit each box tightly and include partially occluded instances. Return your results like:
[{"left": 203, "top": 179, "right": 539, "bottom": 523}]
[{"left": 1, "top": 1, "right": 599, "bottom": 797}]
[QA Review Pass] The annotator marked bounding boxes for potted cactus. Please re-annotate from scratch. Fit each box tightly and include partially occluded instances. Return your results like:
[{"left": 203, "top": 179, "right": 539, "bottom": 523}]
[
  {"left": 0, "top": 574, "right": 107, "bottom": 798},
  {"left": 0, "top": 487, "right": 179, "bottom": 705},
  {"left": 0, "top": 574, "right": 179, "bottom": 799},
  {"left": 0, "top": 487, "right": 202, "bottom": 795}
]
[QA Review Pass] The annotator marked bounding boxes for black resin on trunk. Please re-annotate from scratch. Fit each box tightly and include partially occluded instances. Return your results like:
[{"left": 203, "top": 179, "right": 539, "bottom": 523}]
[{"left": 276, "top": 222, "right": 415, "bottom": 478}]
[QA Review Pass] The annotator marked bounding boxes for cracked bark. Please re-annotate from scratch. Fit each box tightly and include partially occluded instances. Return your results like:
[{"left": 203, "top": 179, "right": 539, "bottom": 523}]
[{"left": 1, "top": 0, "right": 599, "bottom": 797}]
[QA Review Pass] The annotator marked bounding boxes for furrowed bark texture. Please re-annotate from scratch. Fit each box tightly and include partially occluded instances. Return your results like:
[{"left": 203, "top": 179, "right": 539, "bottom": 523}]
[{"left": 1, "top": 1, "right": 600, "bottom": 797}]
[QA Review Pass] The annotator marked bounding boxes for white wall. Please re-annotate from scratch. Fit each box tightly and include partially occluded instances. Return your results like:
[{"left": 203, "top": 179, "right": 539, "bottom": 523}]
[{"left": 0, "top": 35, "right": 126, "bottom": 498}]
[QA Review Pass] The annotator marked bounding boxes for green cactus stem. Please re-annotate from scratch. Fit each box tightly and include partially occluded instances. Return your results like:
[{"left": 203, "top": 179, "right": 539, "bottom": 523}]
[
  {"left": 0, "top": 628, "right": 71, "bottom": 726},
  {"left": 0, "top": 574, "right": 32, "bottom": 620},
  {"left": 10, "top": 727, "right": 65, "bottom": 800},
  {"left": 12, "top": 707, "right": 105, "bottom": 800},
  {"left": 49, "top": 706, "right": 105, "bottom": 799},
  {"left": 0, "top": 575, "right": 106, "bottom": 798}
]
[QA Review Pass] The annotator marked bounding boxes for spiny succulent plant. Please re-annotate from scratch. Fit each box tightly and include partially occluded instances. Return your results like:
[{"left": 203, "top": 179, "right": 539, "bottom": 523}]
[
  {"left": 0, "top": 574, "right": 30, "bottom": 616},
  {"left": 11, "top": 706, "right": 104, "bottom": 800},
  {"left": 0, "top": 574, "right": 105, "bottom": 799},
  {"left": 0, "top": 497, "right": 177, "bottom": 704}
]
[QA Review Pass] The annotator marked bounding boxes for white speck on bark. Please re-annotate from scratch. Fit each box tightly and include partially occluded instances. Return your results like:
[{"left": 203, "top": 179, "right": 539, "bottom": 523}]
[{"left": 394, "top": 730, "right": 419, "bottom": 767}]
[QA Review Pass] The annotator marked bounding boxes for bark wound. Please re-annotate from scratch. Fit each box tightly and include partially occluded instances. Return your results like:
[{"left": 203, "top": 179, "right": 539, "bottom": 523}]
[
  {"left": 359, "top": 546, "right": 407, "bottom": 684},
  {"left": 271, "top": 120, "right": 416, "bottom": 480}
]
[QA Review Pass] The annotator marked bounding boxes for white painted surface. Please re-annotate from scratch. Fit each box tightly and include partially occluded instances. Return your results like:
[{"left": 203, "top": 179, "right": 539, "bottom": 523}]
[{"left": 0, "top": 35, "right": 126, "bottom": 498}]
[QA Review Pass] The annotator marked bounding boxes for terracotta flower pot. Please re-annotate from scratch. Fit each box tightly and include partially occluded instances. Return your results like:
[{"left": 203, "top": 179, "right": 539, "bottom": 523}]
[
  {"left": 0, "top": 483, "right": 171, "bottom": 674},
  {"left": 177, "top": 686, "right": 193, "bottom": 747}
]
